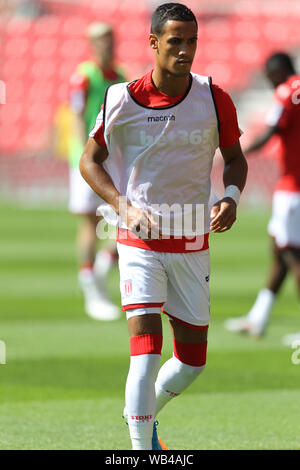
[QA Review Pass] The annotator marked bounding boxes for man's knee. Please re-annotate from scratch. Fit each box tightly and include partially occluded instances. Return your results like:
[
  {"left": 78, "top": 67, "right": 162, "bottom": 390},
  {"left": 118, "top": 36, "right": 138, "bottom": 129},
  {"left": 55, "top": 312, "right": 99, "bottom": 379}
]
[{"left": 127, "top": 311, "right": 162, "bottom": 337}]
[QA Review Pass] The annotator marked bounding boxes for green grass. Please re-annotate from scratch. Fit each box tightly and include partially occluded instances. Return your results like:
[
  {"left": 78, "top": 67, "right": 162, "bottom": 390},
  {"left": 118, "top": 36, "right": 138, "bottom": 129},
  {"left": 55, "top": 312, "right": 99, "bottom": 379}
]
[{"left": 0, "top": 203, "right": 299, "bottom": 449}]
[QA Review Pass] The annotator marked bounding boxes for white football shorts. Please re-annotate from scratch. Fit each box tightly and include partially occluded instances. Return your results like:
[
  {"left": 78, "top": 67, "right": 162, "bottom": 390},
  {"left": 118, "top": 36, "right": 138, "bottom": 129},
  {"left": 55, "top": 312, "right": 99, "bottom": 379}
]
[
  {"left": 117, "top": 242, "right": 210, "bottom": 327},
  {"left": 268, "top": 190, "right": 300, "bottom": 249},
  {"left": 69, "top": 167, "right": 102, "bottom": 215}
]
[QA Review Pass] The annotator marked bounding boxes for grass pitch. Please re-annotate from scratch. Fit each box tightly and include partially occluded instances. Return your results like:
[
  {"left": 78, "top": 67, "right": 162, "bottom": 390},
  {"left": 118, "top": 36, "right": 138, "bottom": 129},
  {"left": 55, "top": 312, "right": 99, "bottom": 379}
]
[{"left": 0, "top": 203, "right": 299, "bottom": 450}]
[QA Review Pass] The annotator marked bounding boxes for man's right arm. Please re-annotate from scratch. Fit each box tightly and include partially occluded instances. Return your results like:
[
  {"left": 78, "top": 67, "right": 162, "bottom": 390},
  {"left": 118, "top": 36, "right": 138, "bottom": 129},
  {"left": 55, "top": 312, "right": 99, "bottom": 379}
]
[{"left": 79, "top": 138, "right": 125, "bottom": 215}]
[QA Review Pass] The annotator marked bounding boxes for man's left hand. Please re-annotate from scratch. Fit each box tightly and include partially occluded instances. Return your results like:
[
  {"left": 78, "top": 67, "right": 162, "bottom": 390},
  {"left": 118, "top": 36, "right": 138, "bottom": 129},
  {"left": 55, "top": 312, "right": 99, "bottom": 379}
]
[{"left": 210, "top": 197, "right": 237, "bottom": 233}]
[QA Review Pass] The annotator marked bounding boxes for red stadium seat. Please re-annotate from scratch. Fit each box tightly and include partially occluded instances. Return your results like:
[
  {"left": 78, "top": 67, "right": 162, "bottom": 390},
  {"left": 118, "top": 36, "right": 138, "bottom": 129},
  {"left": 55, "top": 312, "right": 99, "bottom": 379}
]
[
  {"left": 204, "top": 62, "right": 232, "bottom": 87},
  {"left": 234, "top": 41, "right": 264, "bottom": 65},
  {"left": 203, "top": 20, "right": 231, "bottom": 40},
  {"left": 6, "top": 80, "right": 25, "bottom": 104},
  {"left": 61, "top": 16, "right": 90, "bottom": 36},
  {"left": 28, "top": 80, "right": 55, "bottom": 102},
  {"left": 58, "top": 59, "right": 79, "bottom": 81},
  {"left": 116, "top": 40, "right": 147, "bottom": 62},
  {"left": 4, "top": 18, "right": 33, "bottom": 36},
  {"left": 263, "top": 20, "right": 290, "bottom": 45},
  {"left": 59, "top": 38, "right": 89, "bottom": 60},
  {"left": 33, "top": 15, "right": 62, "bottom": 36},
  {"left": 233, "top": 20, "right": 261, "bottom": 40},
  {"left": 203, "top": 41, "right": 231, "bottom": 62},
  {"left": 0, "top": 103, "right": 23, "bottom": 124},
  {"left": 54, "top": 83, "right": 70, "bottom": 103},
  {"left": 117, "top": 19, "right": 146, "bottom": 41},
  {"left": 119, "top": 0, "right": 149, "bottom": 15},
  {"left": 1, "top": 1, "right": 300, "bottom": 157},
  {"left": 30, "top": 59, "right": 56, "bottom": 80},
  {"left": 0, "top": 125, "right": 21, "bottom": 152},
  {"left": 26, "top": 102, "right": 54, "bottom": 124},
  {"left": 4, "top": 37, "right": 30, "bottom": 58},
  {"left": 3, "top": 58, "right": 29, "bottom": 79},
  {"left": 33, "top": 37, "right": 58, "bottom": 58}
]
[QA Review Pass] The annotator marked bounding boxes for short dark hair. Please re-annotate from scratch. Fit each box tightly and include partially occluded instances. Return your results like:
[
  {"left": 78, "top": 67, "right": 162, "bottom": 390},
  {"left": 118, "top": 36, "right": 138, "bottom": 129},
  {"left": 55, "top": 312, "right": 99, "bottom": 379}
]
[
  {"left": 151, "top": 3, "right": 197, "bottom": 36},
  {"left": 265, "top": 52, "right": 295, "bottom": 74}
]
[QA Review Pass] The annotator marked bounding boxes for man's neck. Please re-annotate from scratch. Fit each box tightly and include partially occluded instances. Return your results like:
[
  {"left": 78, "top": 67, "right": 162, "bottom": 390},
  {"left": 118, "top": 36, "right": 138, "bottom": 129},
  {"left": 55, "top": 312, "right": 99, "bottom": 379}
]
[
  {"left": 286, "top": 72, "right": 296, "bottom": 81},
  {"left": 151, "top": 68, "right": 191, "bottom": 97}
]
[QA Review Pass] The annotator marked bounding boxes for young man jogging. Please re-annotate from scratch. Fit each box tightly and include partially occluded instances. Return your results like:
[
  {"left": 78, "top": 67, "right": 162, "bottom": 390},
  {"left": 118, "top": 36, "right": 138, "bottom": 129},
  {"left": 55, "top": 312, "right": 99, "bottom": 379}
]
[{"left": 80, "top": 3, "right": 247, "bottom": 450}]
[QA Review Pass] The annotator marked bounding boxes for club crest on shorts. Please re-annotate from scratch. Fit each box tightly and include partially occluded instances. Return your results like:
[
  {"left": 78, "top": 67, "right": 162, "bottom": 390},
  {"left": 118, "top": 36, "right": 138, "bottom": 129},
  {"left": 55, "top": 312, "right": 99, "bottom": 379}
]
[{"left": 124, "top": 279, "right": 133, "bottom": 295}]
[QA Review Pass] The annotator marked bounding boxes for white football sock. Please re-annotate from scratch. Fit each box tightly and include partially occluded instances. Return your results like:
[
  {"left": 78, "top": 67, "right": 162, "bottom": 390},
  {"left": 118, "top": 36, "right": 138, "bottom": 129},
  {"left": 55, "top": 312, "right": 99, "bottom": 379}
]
[
  {"left": 247, "top": 288, "right": 275, "bottom": 328},
  {"left": 155, "top": 355, "right": 205, "bottom": 416},
  {"left": 78, "top": 267, "right": 96, "bottom": 294},
  {"left": 78, "top": 266, "right": 109, "bottom": 300},
  {"left": 125, "top": 354, "right": 161, "bottom": 450}
]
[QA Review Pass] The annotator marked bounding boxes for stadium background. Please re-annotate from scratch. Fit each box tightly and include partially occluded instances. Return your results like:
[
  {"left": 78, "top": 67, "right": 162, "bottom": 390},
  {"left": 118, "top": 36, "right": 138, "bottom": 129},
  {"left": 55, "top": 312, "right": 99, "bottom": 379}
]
[{"left": 0, "top": 0, "right": 300, "bottom": 450}]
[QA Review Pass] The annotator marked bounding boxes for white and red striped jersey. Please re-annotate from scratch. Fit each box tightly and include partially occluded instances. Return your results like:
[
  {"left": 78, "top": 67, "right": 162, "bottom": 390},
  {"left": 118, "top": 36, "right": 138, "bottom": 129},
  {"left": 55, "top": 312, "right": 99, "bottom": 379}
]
[{"left": 90, "top": 71, "right": 241, "bottom": 252}]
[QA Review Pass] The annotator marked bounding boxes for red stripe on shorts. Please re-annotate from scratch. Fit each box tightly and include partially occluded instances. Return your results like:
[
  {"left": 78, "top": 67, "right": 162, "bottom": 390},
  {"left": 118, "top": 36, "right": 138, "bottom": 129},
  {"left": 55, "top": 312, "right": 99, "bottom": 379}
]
[
  {"left": 122, "top": 302, "right": 164, "bottom": 311},
  {"left": 162, "top": 309, "right": 209, "bottom": 330},
  {"left": 130, "top": 333, "right": 163, "bottom": 356},
  {"left": 117, "top": 229, "right": 209, "bottom": 253}
]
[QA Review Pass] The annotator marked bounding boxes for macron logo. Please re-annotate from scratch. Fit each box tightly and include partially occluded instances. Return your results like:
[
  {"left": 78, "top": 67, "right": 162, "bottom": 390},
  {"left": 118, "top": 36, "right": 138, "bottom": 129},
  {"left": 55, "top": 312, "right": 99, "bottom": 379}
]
[{"left": 147, "top": 115, "right": 175, "bottom": 123}]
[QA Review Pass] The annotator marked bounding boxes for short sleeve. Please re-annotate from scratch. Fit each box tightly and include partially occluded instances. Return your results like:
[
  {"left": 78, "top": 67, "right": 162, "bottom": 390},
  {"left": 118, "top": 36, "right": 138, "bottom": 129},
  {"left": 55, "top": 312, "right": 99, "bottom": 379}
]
[
  {"left": 211, "top": 84, "right": 242, "bottom": 147},
  {"left": 89, "top": 104, "right": 107, "bottom": 148}
]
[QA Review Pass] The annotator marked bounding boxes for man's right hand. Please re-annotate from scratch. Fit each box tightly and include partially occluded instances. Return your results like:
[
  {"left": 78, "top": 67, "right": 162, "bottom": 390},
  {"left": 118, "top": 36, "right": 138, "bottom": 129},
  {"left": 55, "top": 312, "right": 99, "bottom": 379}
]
[{"left": 122, "top": 205, "right": 161, "bottom": 240}]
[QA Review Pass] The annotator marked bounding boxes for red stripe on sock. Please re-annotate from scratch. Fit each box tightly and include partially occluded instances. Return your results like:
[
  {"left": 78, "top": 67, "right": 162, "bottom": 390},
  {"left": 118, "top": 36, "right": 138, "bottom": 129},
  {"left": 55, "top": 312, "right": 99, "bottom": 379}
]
[
  {"left": 79, "top": 263, "right": 94, "bottom": 271},
  {"left": 130, "top": 334, "right": 163, "bottom": 356},
  {"left": 173, "top": 339, "right": 207, "bottom": 367}
]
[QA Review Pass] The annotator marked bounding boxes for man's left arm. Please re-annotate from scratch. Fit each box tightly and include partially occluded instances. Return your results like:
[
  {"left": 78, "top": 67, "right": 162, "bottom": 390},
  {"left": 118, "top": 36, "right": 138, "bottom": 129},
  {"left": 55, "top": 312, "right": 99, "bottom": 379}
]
[{"left": 210, "top": 140, "right": 248, "bottom": 233}]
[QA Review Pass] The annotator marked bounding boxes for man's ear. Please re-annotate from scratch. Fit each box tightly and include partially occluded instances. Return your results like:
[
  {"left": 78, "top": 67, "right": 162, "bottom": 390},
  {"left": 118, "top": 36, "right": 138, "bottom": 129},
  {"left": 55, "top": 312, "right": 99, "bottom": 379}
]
[{"left": 149, "top": 33, "right": 159, "bottom": 50}]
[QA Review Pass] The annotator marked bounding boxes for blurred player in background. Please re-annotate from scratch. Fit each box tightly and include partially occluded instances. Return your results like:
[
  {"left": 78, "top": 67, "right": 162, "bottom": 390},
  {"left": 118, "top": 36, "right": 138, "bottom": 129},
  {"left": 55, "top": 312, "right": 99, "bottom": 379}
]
[
  {"left": 69, "top": 22, "right": 125, "bottom": 321},
  {"left": 225, "top": 52, "right": 300, "bottom": 344},
  {"left": 80, "top": 2, "right": 247, "bottom": 450}
]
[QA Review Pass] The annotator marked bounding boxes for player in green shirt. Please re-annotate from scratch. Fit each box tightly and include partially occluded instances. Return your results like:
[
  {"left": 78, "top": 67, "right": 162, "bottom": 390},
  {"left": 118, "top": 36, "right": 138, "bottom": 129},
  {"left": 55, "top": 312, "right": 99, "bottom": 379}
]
[{"left": 68, "top": 22, "right": 125, "bottom": 320}]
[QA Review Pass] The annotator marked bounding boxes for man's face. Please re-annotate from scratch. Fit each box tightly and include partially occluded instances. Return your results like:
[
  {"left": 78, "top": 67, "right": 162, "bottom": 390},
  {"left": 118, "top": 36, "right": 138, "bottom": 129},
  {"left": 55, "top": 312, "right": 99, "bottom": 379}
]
[
  {"left": 90, "top": 32, "right": 114, "bottom": 67},
  {"left": 150, "top": 20, "right": 198, "bottom": 77},
  {"left": 265, "top": 66, "right": 288, "bottom": 89}
]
